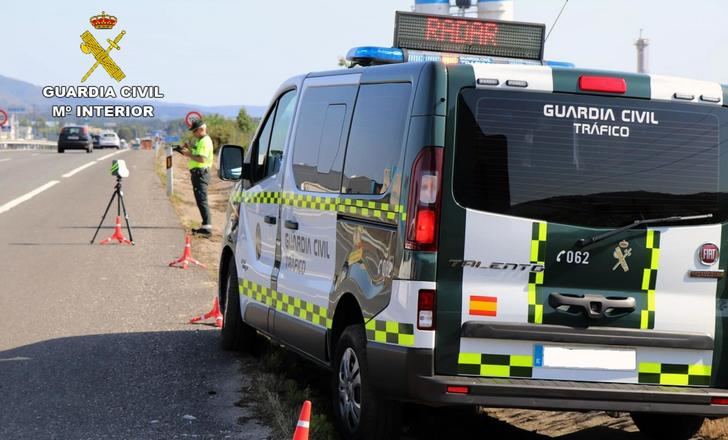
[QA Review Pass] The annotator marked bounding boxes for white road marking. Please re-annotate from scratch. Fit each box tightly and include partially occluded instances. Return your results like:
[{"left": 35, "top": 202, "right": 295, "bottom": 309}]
[
  {"left": 62, "top": 161, "right": 97, "bottom": 178},
  {"left": 96, "top": 150, "right": 126, "bottom": 162},
  {"left": 0, "top": 159, "right": 10, "bottom": 162},
  {"left": 0, "top": 357, "right": 31, "bottom": 362},
  {"left": 0, "top": 181, "right": 60, "bottom": 215}
]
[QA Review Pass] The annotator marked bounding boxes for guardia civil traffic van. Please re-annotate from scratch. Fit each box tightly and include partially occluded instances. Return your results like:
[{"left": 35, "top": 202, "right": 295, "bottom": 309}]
[{"left": 217, "top": 12, "right": 728, "bottom": 439}]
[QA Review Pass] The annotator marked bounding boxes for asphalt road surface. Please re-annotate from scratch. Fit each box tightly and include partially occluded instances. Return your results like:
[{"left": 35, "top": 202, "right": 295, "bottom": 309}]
[{"left": 0, "top": 148, "right": 270, "bottom": 439}]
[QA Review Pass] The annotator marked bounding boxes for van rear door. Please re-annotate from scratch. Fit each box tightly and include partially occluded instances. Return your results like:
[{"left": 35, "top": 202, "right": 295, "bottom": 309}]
[{"left": 437, "top": 87, "right": 727, "bottom": 387}]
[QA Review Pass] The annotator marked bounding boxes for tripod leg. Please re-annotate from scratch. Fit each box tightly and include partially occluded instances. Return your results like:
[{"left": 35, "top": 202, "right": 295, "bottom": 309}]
[
  {"left": 90, "top": 190, "right": 117, "bottom": 244},
  {"left": 117, "top": 185, "right": 122, "bottom": 216},
  {"left": 119, "top": 188, "right": 134, "bottom": 244}
]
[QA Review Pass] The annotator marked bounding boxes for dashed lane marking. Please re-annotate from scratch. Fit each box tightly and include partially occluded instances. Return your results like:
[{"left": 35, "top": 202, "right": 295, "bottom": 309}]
[
  {"left": 62, "top": 161, "right": 97, "bottom": 178},
  {"left": 96, "top": 150, "right": 126, "bottom": 162},
  {"left": 0, "top": 159, "right": 10, "bottom": 162},
  {"left": 0, "top": 181, "right": 60, "bottom": 215}
]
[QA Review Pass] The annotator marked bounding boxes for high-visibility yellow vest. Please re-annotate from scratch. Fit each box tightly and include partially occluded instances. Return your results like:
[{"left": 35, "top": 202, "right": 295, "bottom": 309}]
[{"left": 188, "top": 135, "right": 213, "bottom": 170}]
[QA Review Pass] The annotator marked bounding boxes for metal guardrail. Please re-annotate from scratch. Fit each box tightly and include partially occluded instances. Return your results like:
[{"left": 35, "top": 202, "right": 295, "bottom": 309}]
[{"left": 0, "top": 140, "right": 57, "bottom": 151}]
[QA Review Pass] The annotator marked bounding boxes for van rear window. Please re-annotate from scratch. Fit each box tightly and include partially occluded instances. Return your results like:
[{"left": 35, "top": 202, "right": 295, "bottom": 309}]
[{"left": 453, "top": 89, "right": 728, "bottom": 227}]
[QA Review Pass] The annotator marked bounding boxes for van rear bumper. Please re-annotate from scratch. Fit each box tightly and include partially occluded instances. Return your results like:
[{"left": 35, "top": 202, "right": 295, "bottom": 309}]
[{"left": 367, "top": 342, "right": 728, "bottom": 417}]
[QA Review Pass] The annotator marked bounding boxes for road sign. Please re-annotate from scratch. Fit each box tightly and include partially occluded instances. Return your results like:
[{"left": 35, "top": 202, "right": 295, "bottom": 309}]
[
  {"left": 8, "top": 107, "right": 26, "bottom": 113},
  {"left": 165, "top": 135, "right": 180, "bottom": 143},
  {"left": 185, "top": 111, "right": 202, "bottom": 128},
  {"left": 0, "top": 109, "right": 8, "bottom": 127}
]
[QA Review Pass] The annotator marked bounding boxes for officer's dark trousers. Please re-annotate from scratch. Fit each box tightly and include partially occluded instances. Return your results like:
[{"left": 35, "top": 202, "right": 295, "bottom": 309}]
[{"left": 191, "top": 168, "right": 211, "bottom": 226}]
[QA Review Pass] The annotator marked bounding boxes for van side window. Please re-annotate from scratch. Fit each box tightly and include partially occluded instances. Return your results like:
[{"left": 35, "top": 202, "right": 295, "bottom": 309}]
[
  {"left": 251, "top": 89, "right": 297, "bottom": 183},
  {"left": 268, "top": 90, "right": 297, "bottom": 177},
  {"left": 251, "top": 103, "right": 276, "bottom": 183},
  {"left": 342, "top": 83, "right": 411, "bottom": 195},
  {"left": 292, "top": 85, "right": 356, "bottom": 193}
]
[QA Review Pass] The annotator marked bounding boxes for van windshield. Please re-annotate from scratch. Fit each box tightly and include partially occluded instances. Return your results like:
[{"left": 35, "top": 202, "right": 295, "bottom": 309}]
[{"left": 453, "top": 89, "right": 728, "bottom": 227}]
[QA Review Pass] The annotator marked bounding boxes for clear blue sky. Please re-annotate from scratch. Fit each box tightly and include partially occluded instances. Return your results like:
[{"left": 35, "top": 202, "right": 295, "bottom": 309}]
[{"left": 1, "top": 0, "right": 726, "bottom": 107}]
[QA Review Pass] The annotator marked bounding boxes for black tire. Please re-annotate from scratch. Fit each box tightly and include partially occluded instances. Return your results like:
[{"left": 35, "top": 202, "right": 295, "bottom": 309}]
[
  {"left": 220, "top": 260, "right": 257, "bottom": 351},
  {"left": 331, "top": 324, "right": 401, "bottom": 440},
  {"left": 58, "top": 148, "right": 64, "bottom": 153},
  {"left": 631, "top": 413, "right": 704, "bottom": 440}
]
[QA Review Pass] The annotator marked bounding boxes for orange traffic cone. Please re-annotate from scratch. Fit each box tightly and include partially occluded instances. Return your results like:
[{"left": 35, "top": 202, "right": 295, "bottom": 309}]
[
  {"left": 292, "top": 400, "right": 311, "bottom": 440},
  {"left": 169, "top": 235, "right": 206, "bottom": 269},
  {"left": 189, "top": 296, "right": 223, "bottom": 328},
  {"left": 100, "top": 216, "right": 132, "bottom": 245}
]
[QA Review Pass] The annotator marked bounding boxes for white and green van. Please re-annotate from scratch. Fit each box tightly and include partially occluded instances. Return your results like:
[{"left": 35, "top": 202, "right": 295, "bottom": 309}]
[{"left": 217, "top": 12, "right": 728, "bottom": 440}]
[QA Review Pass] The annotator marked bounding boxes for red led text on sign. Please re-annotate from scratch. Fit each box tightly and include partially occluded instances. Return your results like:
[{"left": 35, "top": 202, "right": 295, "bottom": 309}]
[{"left": 424, "top": 17, "right": 499, "bottom": 47}]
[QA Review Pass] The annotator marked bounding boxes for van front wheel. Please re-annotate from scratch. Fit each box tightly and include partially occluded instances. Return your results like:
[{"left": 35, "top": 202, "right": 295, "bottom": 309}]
[
  {"left": 631, "top": 413, "right": 704, "bottom": 440},
  {"left": 220, "top": 260, "right": 256, "bottom": 351},
  {"left": 331, "top": 324, "right": 400, "bottom": 440}
]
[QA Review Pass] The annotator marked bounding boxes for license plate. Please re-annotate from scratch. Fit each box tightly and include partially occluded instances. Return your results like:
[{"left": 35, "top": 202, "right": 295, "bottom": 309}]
[
  {"left": 534, "top": 344, "right": 636, "bottom": 371},
  {"left": 67, "top": 136, "right": 79, "bottom": 140}
]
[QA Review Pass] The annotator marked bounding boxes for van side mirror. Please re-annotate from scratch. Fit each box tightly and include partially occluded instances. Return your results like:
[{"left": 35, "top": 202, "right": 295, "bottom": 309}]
[{"left": 218, "top": 144, "right": 246, "bottom": 181}]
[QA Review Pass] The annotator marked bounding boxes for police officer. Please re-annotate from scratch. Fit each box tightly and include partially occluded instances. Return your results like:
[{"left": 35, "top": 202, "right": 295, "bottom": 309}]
[{"left": 181, "top": 119, "right": 214, "bottom": 236}]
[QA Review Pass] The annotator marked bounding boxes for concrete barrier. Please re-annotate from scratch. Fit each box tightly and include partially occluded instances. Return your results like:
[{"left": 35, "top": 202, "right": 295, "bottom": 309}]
[{"left": 0, "top": 140, "right": 58, "bottom": 151}]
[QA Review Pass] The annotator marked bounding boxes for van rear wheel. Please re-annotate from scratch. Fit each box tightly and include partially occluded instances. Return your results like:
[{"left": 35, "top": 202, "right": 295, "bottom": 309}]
[
  {"left": 220, "top": 260, "right": 256, "bottom": 351},
  {"left": 331, "top": 324, "right": 401, "bottom": 440},
  {"left": 631, "top": 413, "right": 704, "bottom": 440}
]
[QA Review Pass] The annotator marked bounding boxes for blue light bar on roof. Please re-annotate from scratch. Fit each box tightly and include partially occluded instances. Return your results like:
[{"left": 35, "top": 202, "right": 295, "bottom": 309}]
[
  {"left": 545, "top": 60, "right": 576, "bottom": 68},
  {"left": 346, "top": 46, "right": 405, "bottom": 66}
]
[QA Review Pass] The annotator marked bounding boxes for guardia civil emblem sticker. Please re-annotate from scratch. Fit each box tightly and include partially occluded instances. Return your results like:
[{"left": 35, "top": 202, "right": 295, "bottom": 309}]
[{"left": 612, "top": 240, "right": 632, "bottom": 272}]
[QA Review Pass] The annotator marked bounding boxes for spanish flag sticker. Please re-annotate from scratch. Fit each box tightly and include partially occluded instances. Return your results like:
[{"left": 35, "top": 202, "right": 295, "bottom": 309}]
[{"left": 469, "top": 296, "right": 497, "bottom": 317}]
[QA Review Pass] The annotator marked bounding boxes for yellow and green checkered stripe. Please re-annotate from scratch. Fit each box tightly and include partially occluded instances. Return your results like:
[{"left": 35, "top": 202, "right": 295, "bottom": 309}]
[
  {"left": 365, "top": 319, "right": 415, "bottom": 346},
  {"left": 528, "top": 222, "right": 547, "bottom": 324},
  {"left": 280, "top": 192, "right": 340, "bottom": 211},
  {"left": 640, "top": 230, "right": 660, "bottom": 329},
  {"left": 230, "top": 191, "right": 406, "bottom": 222},
  {"left": 458, "top": 353, "right": 533, "bottom": 378},
  {"left": 239, "top": 279, "right": 332, "bottom": 328},
  {"left": 638, "top": 362, "right": 711, "bottom": 386},
  {"left": 241, "top": 191, "right": 282, "bottom": 205},
  {"left": 337, "top": 198, "right": 404, "bottom": 221}
]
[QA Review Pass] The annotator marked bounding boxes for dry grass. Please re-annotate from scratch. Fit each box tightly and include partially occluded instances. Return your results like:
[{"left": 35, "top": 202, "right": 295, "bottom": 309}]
[{"left": 701, "top": 418, "right": 728, "bottom": 439}]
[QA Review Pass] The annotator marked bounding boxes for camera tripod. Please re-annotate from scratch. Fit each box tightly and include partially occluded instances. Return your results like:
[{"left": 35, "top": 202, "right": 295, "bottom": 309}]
[{"left": 90, "top": 176, "right": 135, "bottom": 245}]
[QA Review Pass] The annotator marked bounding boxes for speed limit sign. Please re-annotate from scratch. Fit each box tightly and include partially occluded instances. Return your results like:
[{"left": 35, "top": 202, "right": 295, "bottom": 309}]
[
  {"left": 185, "top": 111, "right": 202, "bottom": 128},
  {"left": 0, "top": 109, "right": 8, "bottom": 127}
]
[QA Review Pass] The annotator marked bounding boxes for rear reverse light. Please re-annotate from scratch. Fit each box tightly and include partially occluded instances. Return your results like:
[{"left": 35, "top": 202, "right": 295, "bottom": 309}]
[
  {"left": 417, "top": 289, "right": 436, "bottom": 330},
  {"left": 712, "top": 397, "right": 728, "bottom": 405},
  {"left": 446, "top": 386, "right": 469, "bottom": 394},
  {"left": 578, "top": 75, "right": 627, "bottom": 94},
  {"left": 405, "top": 147, "right": 444, "bottom": 252}
]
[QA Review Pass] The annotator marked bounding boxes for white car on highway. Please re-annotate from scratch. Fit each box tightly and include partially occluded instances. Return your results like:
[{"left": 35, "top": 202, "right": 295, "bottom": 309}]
[{"left": 98, "top": 132, "right": 121, "bottom": 149}]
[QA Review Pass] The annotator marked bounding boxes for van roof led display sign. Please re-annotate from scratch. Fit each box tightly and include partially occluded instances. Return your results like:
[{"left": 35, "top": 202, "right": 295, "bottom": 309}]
[{"left": 394, "top": 11, "right": 545, "bottom": 61}]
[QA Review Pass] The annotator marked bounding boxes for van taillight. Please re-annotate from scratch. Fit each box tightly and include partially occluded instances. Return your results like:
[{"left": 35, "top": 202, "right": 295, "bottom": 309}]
[
  {"left": 405, "top": 147, "right": 443, "bottom": 252},
  {"left": 417, "top": 289, "right": 436, "bottom": 330}
]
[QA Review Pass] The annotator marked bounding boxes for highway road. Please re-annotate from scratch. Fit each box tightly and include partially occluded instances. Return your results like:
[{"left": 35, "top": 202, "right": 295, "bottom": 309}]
[{"left": 0, "top": 149, "right": 270, "bottom": 439}]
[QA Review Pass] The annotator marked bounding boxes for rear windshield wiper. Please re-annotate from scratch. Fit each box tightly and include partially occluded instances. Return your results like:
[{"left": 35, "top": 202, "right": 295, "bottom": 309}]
[{"left": 576, "top": 214, "right": 713, "bottom": 248}]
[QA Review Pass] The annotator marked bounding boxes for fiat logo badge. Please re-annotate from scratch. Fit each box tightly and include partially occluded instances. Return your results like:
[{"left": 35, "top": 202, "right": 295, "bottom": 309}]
[{"left": 699, "top": 243, "right": 720, "bottom": 265}]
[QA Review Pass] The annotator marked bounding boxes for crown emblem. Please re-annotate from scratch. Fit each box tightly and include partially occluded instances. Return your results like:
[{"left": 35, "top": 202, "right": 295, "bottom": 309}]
[
  {"left": 90, "top": 11, "right": 117, "bottom": 30},
  {"left": 619, "top": 240, "right": 629, "bottom": 249}
]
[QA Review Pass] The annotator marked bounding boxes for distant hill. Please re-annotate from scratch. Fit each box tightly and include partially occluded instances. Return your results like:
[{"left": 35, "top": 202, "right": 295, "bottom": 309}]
[{"left": 0, "top": 74, "right": 265, "bottom": 119}]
